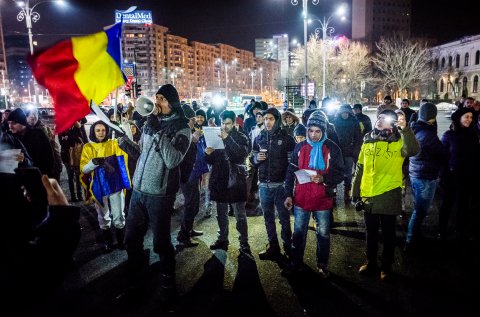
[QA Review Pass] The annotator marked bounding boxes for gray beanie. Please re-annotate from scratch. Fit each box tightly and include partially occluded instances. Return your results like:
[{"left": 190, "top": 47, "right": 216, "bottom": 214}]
[
  {"left": 418, "top": 102, "right": 437, "bottom": 121},
  {"left": 307, "top": 110, "right": 327, "bottom": 132}
]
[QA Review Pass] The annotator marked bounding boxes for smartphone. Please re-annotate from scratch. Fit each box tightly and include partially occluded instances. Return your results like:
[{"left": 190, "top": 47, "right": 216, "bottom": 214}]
[{"left": 14, "top": 167, "right": 48, "bottom": 207}]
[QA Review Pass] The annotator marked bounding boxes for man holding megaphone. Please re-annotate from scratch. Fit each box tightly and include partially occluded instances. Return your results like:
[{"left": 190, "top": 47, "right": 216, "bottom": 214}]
[{"left": 117, "top": 84, "right": 192, "bottom": 303}]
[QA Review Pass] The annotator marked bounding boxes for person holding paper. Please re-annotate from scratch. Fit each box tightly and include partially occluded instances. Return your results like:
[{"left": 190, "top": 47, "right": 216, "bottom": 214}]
[
  {"left": 283, "top": 111, "right": 344, "bottom": 278},
  {"left": 204, "top": 110, "right": 251, "bottom": 254}
]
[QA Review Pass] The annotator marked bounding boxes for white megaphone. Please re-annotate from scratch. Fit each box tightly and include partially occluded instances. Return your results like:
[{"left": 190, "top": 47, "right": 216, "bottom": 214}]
[{"left": 135, "top": 97, "right": 155, "bottom": 116}]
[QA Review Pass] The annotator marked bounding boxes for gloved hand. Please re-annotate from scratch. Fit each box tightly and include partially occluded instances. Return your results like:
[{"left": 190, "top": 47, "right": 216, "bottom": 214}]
[
  {"left": 92, "top": 157, "right": 105, "bottom": 165},
  {"left": 103, "top": 161, "right": 116, "bottom": 174}
]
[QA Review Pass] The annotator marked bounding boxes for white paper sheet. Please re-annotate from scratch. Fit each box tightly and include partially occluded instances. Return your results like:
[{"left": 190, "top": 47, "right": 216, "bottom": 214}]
[
  {"left": 0, "top": 149, "right": 21, "bottom": 174},
  {"left": 294, "top": 169, "right": 317, "bottom": 184},
  {"left": 202, "top": 127, "right": 225, "bottom": 149}
]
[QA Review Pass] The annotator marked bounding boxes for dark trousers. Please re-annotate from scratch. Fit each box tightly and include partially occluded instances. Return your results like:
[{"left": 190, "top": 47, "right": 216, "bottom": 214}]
[
  {"left": 178, "top": 179, "right": 200, "bottom": 239},
  {"left": 439, "top": 171, "right": 471, "bottom": 237},
  {"left": 364, "top": 212, "right": 397, "bottom": 270},
  {"left": 65, "top": 165, "right": 82, "bottom": 199},
  {"left": 125, "top": 190, "right": 176, "bottom": 276}
]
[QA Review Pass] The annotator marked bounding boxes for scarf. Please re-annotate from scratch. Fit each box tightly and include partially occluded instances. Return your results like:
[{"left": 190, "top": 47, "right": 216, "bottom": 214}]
[{"left": 306, "top": 132, "right": 327, "bottom": 170}]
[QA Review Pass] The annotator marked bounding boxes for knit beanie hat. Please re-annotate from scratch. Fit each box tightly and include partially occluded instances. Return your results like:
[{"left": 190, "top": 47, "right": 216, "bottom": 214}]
[
  {"left": 195, "top": 109, "right": 206, "bottom": 120},
  {"left": 260, "top": 101, "right": 269, "bottom": 111},
  {"left": 307, "top": 110, "right": 328, "bottom": 133},
  {"left": 451, "top": 107, "right": 473, "bottom": 123},
  {"left": 182, "top": 104, "right": 196, "bottom": 119},
  {"left": 156, "top": 84, "right": 180, "bottom": 109},
  {"left": 418, "top": 102, "right": 437, "bottom": 121},
  {"left": 293, "top": 123, "right": 307, "bottom": 137},
  {"left": 8, "top": 108, "right": 27, "bottom": 126}
]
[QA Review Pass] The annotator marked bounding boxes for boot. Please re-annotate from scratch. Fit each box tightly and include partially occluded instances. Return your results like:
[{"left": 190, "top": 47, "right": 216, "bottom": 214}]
[
  {"left": 258, "top": 241, "right": 281, "bottom": 260},
  {"left": 102, "top": 229, "right": 114, "bottom": 253},
  {"left": 116, "top": 228, "right": 125, "bottom": 250}
]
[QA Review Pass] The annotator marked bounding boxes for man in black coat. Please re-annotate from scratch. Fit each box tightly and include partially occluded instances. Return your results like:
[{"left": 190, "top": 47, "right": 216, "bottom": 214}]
[
  {"left": 251, "top": 108, "right": 295, "bottom": 260},
  {"left": 205, "top": 110, "right": 251, "bottom": 254}
]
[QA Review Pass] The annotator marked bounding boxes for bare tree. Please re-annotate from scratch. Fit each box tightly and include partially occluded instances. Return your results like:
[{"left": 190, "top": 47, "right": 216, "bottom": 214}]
[
  {"left": 330, "top": 41, "right": 371, "bottom": 104},
  {"left": 371, "top": 35, "right": 432, "bottom": 98}
]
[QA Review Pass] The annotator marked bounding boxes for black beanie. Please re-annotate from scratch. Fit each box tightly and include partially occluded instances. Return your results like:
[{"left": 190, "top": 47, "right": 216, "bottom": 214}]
[
  {"left": 8, "top": 108, "right": 27, "bottom": 126},
  {"left": 451, "top": 107, "right": 473, "bottom": 123},
  {"left": 293, "top": 123, "right": 306, "bottom": 137},
  {"left": 195, "top": 109, "right": 206, "bottom": 119},
  {"left": 418, "top": 102, "right": 437, "bottom": 121},
  {"left": 156, "top": 84, "right": 180, "bottom": 109}
]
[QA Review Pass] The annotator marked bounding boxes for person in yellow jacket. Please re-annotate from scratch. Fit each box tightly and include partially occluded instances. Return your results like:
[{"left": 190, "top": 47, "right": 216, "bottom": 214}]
[
  {"left": 352, "top": 109, "right": 419, "bottom": 282},
  {"left": 80, "top": 120, "right": 131, "bottom": 253}
]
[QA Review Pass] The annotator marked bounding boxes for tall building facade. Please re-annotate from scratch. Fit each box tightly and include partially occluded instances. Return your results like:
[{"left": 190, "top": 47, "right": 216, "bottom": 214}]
[
  {"left": 122, "top": 23, "right": 281, "bottom": 101},
  {"left": 255, "top": 34, "right": 289, "bottom": 83},
  {"left": 352, "top": 0, "right": 411, "bottom": 46},
  {"left": 430, "top": 35, "right": 480, "bottom": 101},
  {"left": 4, "top": 34, "right": 31, "bottom": 98}
]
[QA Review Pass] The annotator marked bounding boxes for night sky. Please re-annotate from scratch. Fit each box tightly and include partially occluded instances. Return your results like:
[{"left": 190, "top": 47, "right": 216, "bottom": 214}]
[{"left": 1, "top": 0, "right": 479, "bottom": 51}]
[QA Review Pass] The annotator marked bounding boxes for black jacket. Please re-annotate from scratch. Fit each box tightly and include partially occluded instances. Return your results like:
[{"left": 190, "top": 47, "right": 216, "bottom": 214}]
[
  {"left": 251, "top": 127, "right": 296, "bottom": 183},
  {"left": 409, "top": 120, "right": 447, "bottom": 180},
  {"left": 205, "top": 128, "right": 250, "bottom": 203}
]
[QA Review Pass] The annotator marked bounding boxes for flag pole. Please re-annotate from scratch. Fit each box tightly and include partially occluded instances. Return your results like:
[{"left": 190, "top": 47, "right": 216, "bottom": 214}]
[{"left": 112, "top": 88, "right": 119, "bottom": 139}]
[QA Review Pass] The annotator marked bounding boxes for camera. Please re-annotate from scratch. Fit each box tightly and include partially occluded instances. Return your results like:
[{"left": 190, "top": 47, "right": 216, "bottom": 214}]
[{"left": 355, "top": 200, "right": 365, "bottom": 211}]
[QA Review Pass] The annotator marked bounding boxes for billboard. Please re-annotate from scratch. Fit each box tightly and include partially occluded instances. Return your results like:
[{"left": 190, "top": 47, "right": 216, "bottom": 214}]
[{"left": 115, "top": 10, "right": 153, "bottom": 24}]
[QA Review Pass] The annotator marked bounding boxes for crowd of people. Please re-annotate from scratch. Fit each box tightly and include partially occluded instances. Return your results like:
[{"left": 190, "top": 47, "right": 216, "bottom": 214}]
[{"left": 1, "top": 88, "right": 479, "bottom": 305}]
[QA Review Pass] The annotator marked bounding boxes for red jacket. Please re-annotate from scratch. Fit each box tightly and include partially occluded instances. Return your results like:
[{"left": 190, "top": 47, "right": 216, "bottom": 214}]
[{"left": 285, "top": 139, "right": 344, "bottom": 211}]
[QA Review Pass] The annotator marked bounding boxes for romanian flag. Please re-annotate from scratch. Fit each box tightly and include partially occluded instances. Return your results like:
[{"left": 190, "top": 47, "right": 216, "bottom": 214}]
[{"left": 28, "top": 23, "right": 126, "bottom": 134}]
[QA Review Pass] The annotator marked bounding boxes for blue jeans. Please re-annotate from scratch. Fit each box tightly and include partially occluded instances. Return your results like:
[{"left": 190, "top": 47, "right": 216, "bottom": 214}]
[
  {"left": 291, "top": 206, "right": 330, "bottom": 268},
  {"left": 343, "top": 156, "right": 354, "bottom": 188},
  {"left": 406, "top": 178, "right": 438, "bottom": 244},
  {"left": 258, "top": 184, "right": 292, "bottom": 247}
]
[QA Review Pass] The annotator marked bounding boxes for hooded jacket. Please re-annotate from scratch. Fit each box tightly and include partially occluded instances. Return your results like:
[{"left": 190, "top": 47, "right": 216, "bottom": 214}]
[
  {"left": 333, "top": 105, "right": 362, "bottom": 158},
  {"left": 281, "top": 111, "right": 300, "bottom": 137},
  {"left": 251, "top": 109, "right": 296, "bottom": 183}
]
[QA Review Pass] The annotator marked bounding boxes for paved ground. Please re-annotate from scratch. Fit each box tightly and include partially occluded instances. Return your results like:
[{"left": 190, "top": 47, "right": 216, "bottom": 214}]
[{"left": 28, "top": 110, "right": 478, "bottom": 316}]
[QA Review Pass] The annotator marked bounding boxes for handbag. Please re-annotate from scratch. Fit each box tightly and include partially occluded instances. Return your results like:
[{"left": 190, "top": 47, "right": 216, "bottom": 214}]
[
  {"left": 227, "top": 161, "right": 247, "bottom": 189},
  {"left": 69, "top": 143, "right": 83, "bottom": 167}
]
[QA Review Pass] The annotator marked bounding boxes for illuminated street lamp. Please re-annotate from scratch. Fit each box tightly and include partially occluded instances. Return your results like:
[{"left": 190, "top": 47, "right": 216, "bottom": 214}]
[
  {"left": 310, "top": 5, "right": 346, "bottom": 99},
  {"left": 291, "top": 0, "right": 318, "bottom": 108},
  {"left": 14, "top": 0, "right": 65, "bottom": 104}
]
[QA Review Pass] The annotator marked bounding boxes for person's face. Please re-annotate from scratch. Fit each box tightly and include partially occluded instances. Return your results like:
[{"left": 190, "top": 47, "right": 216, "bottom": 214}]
[
  {"left": 341, "top": 112, "right": 349, "bottom": 120},
  {"left": 376, "top": 114, "right": 394, "bottom": 130},
  {"left": 295, "top": 135, "right": 306, "bottom": 143},
  {"left": 401, "top": 101, "right": 409, "bottom": 108},
  {"left": 94, "top": 124, "right": 107, "bottom": 142},
  {"left": 255, "top": 114, "right": 264, "bottom": 125},
  {"left": 308, "top": 126, "right": 323, "bottom": 142},
  {"left": 397, "top": 114, "right": 406, "bottom": 126},
  {"left": 109, "top": 114, "right": 120, "bottom": 122},
  {"left": 353, "top": 108, "right": 361, "bottom": 114},
  {"left": 464, "top": 99, "right": 475, "bottom": 108},
  {"left": 2, "top": 111, "right": 11, "bottom": 121},
  {"left": 8, "top": 121, "right": 26, "bottom": 135},
  {"left": 155, "top": 94, "right": 171, "bottom": 114},
  {"left": 195, "top": 115, "right": 205, "bottom": 126},
  {"left": 285, "top": 115, "right": 294, "bottom": 124},
  {"left": 130, "top": 124, "right": 137, "bottom": 135},
  {"left": 264, "top": 113, "right": 276, "bottom": 131},
  {"left": 27, "top": 113, "right": 38, "bottom": 127},
  {"left": 460, "top": 113, "right": 472, "bottom": 128},
  {"left": 252, "top": 108, "right": 261, "bottom": 116},
  {"left": 221, "top": 118, "right": 234, "bottom": 133}
]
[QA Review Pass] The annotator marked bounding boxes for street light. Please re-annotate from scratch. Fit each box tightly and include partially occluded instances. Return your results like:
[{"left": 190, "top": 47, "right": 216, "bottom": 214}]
[
  {"left": 216, "top": 58, "right": 237, "bottom": 102},
  {"left": 259, "top": 67, "right": 263, "bottom": 96},
  {"left": 250, "top": 71, "right": 255, "bottom": 93},
  {"left": 14, "top": 0, "right": 65, "bottom": 104},
  {"left": 310, "top": 5, "right": 346, "bottom": 99},
  {"left": 291, "top": 0, "right": 319, "bottom": 108}
]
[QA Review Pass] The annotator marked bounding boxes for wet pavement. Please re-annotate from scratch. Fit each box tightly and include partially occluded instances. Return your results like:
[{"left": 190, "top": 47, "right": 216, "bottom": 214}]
[{"left": 28, "top": 111, "right": 478, "bottom": 316}]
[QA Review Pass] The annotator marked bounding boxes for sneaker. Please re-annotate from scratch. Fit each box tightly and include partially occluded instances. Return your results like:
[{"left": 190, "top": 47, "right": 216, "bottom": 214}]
[
  {"left": 177, "top": 237, "right": 199, "bottom": 248},
  {"left": 258, "top": 243, "right": 281, "bottom": 260},
  {"left": 317, "top": 266, "right": 330, "bottom": 279},
  {"left": 209, "top": 239, "right": 229, "bottom": 251},
  {"left": 190, "top": 229, "right": 204, "bottom": 237},
  {"left": 239, "top": 242, "right": 252, "bottom": 255},
  {"left": 358, "top": 263, "right": 379, "bottom": 276}
]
